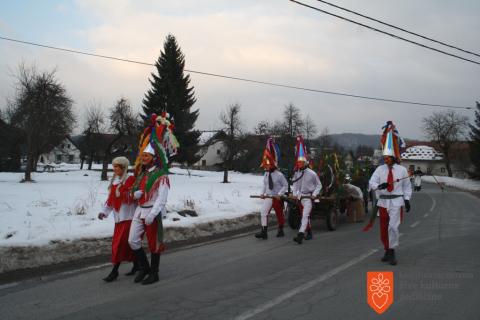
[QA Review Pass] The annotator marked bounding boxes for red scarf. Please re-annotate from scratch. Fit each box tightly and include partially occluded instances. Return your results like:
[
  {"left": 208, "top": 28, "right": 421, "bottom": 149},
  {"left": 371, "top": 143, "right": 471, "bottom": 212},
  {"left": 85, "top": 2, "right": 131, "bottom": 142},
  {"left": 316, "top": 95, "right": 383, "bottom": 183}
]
[{"left": 106, "top": 176, "right": 135, "bottom": 211}]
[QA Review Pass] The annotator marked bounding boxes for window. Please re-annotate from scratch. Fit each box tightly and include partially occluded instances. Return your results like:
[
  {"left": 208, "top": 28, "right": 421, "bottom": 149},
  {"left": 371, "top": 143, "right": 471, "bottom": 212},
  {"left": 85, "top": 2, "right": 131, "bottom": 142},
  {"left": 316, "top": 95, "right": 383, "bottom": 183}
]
[
  {"left": 68, "top": 155, "right": 74, "bottom": 162},
  {"left": 217, "top": 149, "right": 221, "bottom": 155},
  {"left": 441, "top": 167, "right": 445, "bottom": 173},
  {"left": 61, "top": 144, "right": 65, "bottom": 149},
  {"left": 67, "top": 144, "right": 71, "bottom": 149},
  {"left": 56, "top": 155, "right": 62, "bottom": 162},
  {"left": 202, "top": 160, "right": 206, "bottom": 166}
]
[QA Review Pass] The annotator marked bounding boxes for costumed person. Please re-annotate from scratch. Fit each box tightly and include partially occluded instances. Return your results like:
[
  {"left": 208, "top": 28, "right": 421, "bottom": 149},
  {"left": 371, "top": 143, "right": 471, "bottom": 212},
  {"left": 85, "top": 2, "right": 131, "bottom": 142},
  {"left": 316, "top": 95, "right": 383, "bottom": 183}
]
[
  {"left": 255, "top": 137, "right": 288, "bottom": 239},
  {"left": 343, "top": 182, "right": 365, "bottom": 223},
  {"left": 368, "top": 121, "right": 412, "bottom": 265},
  {"left": 413, "top": 167, "right": 424, "bottom": 191},
  {"left": 292, "top": 136, "right": 322, "bottom": 244},
  {"left": 98, "top": 156, "right": 137, "bottom": 282},
  {"left": 128, "top": 113, "right": 179, "bottom": 285}
]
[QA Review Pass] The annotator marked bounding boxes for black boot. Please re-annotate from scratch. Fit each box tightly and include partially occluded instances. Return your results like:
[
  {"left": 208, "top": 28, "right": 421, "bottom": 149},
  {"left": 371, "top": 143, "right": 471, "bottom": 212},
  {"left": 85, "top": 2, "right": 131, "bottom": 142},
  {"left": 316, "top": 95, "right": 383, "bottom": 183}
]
[
  {"left": 133, "top": 248, "right": 150, "bottom": 283},
  {"left": 103, "top": 263, "right": 120, "bottom": 282},
  {"left": 142, "top": 254, "right": 160, "bottom": 285},
  {"left": 305, "top": 230, "right": 313, "bottom": 240},
  {"left": 125, "top": 261, "right": 139, "bottom": 276},
  {"left": 255, "top": 226, "right": 268, "bottom": 239},
  {"left": 276, "top": 226, "right": 284, "bottom": 237},
  {"left": 293, "top": 232, "right": 304, "bottom": 244},
  {"left": 389, "top": 249, "right": 397, "bottom": 266},
  {"left": 381, "top": 250, "right": 390, "bottom": 262}
]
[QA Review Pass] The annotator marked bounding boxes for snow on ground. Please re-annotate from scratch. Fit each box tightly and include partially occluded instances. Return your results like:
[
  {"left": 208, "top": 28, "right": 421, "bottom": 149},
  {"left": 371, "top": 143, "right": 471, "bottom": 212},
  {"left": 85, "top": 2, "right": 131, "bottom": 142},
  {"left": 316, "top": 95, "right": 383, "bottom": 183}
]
[
  {"left": 0, "top": 166, "right": 264, "bottom": 247},
  {"left": 422, "top": 176, "right": 480, "bottom": 192}
]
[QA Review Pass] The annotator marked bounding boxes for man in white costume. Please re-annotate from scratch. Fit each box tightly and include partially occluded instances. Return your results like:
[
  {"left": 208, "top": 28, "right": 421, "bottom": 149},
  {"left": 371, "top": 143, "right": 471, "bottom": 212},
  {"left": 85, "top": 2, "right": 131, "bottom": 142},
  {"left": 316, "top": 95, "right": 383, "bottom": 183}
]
[
  {"left": 292, "top": 136, "right": 322, "bottom": 244},
  {"left": 369, "top": 121, "right": 412, "bottom": 265}
]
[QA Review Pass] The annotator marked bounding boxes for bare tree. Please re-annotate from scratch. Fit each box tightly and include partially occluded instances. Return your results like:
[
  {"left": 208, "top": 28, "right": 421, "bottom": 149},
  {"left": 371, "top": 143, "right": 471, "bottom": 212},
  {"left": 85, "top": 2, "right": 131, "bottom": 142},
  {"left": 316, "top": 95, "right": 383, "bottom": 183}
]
[
  {"left": 8, "top": 64, "right": 75, "bottom": 182},
  {"left": 422, "top": 110, "right": 469, "bottom": 177},
  {"left": 282, "top": 103, "right": 304, "bottom": 137},
  {"left": 101, "top": 98, "right": 140, "bottom": 181},
  {"left": 303, "top": 114, "right": 318, "bottom": 151},
  {"left": 81, "top": 103, "right": 106, "bottom": 170},
  {"left": 219, "top": 103, "right": 242, "bottom": 183}
]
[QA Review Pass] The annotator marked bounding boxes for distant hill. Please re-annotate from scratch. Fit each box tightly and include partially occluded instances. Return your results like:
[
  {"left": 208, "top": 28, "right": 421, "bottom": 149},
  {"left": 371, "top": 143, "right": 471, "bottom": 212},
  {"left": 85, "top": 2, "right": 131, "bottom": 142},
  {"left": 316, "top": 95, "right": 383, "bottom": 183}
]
[
  {"left": 325, "top": 133, "right": 416, "bottom": 151},
  {"left": 327, "top": 133, "right": 381, "bottom": 151}
]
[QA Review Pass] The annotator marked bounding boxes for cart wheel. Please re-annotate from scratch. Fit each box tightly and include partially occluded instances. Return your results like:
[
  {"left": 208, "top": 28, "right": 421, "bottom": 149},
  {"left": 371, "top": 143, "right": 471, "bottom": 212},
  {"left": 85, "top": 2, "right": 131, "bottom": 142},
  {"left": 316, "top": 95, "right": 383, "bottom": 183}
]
[
  {"left": 287, "top": 203, "right": 301, "bottom": 230},
  {"left": 326, "top": 207, "right": 338, "bottom": 231}
]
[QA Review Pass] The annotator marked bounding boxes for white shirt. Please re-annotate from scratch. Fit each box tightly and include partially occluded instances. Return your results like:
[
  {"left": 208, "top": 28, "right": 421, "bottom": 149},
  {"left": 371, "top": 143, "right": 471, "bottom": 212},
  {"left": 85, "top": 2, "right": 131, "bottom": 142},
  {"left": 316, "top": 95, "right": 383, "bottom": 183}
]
[
  {"left": 134, "top": 167, "right": 170, "bottom": 219},
  {"left": 101, "top": 177, "right": 135, "bottom": 223},
  {"left": 261, "top": 170, "right": 288, "bottom": 196},
  {"left": 292, "top": 168, "right": 322, "bottom": 197},
  {"left": 369, "top": 164, "right": 412, "bottom": 208},
  {"left": 344, "top": 183, "right": 363, "bottom": 200}
]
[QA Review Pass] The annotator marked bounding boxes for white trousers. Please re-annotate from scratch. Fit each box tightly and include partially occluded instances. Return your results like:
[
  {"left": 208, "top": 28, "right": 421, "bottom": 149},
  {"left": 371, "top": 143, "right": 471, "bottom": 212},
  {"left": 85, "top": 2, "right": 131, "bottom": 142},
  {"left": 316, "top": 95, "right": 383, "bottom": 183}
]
[
  {"left": 260, "top": 198, "right": 273, "bottom": 226},
  {"left": 385, "top": 206, "right": 401, "bottom": 249},
  {"left": 128, "top": 217, "right": 145, "bottom": 250},
  {"left": 299, "top": 198, "right": 312, "bottom": 233}
]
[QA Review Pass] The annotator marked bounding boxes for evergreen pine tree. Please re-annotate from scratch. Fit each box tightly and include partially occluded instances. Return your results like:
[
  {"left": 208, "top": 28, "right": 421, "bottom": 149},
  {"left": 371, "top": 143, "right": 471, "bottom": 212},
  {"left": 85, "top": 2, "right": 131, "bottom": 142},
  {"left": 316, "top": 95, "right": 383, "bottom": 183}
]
[
  {"left": 470, "top": 101, "right": 480, "bottom": 177},
  {"left": 142, "top": 34, "right": 200, "bottom": 165}
]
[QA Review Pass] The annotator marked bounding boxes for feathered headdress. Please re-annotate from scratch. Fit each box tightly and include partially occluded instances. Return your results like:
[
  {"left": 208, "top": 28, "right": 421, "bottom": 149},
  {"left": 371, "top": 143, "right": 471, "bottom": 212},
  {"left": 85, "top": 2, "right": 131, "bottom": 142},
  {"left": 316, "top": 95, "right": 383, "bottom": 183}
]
[
  {"left": 134, "top": 113, "right": 180, "bottom": 176},
  {"left": 260, "top": 137, "right": 280, "bottom": 169},
  {"left": 294, "top": 135, "right": 309, "bottom": 170},
  {"left": 380, "top": 121, "right": 405, "bottom": 159}
]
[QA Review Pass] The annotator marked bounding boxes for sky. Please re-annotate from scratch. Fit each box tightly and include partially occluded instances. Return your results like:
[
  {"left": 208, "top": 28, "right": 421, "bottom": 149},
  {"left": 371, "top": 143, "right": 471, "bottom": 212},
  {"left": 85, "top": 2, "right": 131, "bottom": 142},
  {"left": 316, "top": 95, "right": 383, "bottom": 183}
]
[{"left": 0, "top": 0, "right": 478, "bottom": 139}]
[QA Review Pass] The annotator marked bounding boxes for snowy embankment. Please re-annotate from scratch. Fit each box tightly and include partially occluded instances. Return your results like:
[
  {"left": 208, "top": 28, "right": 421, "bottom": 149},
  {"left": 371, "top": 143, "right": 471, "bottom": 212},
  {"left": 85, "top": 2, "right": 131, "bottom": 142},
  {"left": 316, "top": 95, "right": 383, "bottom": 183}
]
[
  {"left": 0, "top": 166, "right": 264, "bottom": 272},
  {"left": 422, "top": 176, "right": 480, "bottom": 192}
]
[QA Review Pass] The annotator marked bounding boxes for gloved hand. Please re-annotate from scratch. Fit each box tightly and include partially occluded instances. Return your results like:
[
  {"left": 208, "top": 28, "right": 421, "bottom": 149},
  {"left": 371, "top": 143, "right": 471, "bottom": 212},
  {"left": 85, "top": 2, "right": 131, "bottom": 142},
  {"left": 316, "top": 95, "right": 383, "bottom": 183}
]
[
  {"left": 378, "top": 182, "right": 389, "bottom": 190},
  {"left": 133, "top": 190, "right": 143, "bottom": 200},
  {"left": 405, "top": 200, "right": 411, "bottom": 212},
  {"left": 145, "top": 213, "right": 157, "bottom": 225},
  {"left": 98, "top": 213, "right": 106, "bottom": 220}
]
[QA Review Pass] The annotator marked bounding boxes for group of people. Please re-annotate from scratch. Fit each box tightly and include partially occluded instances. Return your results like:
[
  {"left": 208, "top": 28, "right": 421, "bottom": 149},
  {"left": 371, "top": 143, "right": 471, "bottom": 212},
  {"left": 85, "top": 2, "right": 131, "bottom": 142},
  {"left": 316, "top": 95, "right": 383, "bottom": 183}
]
[
  {"left": 255, "top": 121, "right": 413, "bottom": 265},
  {"left": 98, "top": 113, "right": 177, "bottom": 285},
  {"left": 99, "top": 118, "right": 413, "bottom": 286}
]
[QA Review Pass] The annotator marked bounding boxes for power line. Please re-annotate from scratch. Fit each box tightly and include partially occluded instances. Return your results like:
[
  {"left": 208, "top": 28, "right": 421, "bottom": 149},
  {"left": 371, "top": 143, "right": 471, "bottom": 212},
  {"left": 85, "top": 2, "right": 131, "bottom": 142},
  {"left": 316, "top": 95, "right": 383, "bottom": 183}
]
[
  {"left": 289, "top": 0, "right": 480, "bottom": 66},
  {"left": 0, "top": 35, "right": 472, "bottom": 110},
  {"left": 314, "top": 0, "right": 480, "bottom": 59}
]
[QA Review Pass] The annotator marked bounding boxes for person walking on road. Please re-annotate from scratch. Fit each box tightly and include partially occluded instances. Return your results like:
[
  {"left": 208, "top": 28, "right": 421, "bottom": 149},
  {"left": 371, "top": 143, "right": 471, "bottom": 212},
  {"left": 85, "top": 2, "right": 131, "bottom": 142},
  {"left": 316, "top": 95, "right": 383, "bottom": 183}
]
[
  {"left": 98, "top": 156, "right": 137, "bottom": 282},
  {"left": 292, "top": 136, "right": 322, "bottom": 244},
  {"left": 369, "top": 121, "right": 412, "bottom": 266},
  {"left": 128, "top": 113, "right": 179, "bottom": 285},
  {"left": 255, "top": 137, "right": 288, "bottom": 239}
]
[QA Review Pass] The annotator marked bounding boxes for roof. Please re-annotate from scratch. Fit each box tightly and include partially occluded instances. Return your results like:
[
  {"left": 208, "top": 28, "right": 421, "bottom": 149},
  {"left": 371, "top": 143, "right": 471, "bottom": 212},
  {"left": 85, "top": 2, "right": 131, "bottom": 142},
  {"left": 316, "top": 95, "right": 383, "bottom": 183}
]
[{"left": 401, "top": 145, "right": 443, "bottom": 161}]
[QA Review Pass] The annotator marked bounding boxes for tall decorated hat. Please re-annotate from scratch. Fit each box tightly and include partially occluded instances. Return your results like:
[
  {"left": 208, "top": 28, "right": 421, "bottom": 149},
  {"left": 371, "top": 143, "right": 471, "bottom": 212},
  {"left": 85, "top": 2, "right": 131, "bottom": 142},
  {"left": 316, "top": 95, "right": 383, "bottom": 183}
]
[
  {"left": 294, "top": 135, "right": 309, "bottom": 170},
  {"left": 260, "top": 137, "right": 280, "bottom": 169},
  {"left": 134, "top": 113, "right": 180, "bottom": 176},
  {"left": 380, "top": 121, "right": 405, "bottom": 160}
]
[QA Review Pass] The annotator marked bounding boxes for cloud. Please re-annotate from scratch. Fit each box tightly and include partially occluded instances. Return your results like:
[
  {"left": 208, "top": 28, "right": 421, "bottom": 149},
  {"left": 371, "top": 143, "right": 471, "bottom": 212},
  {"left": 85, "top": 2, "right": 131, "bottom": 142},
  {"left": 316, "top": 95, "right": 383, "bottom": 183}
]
[{"left": 1, "top": 0, "right": 479, "bottom": 138}]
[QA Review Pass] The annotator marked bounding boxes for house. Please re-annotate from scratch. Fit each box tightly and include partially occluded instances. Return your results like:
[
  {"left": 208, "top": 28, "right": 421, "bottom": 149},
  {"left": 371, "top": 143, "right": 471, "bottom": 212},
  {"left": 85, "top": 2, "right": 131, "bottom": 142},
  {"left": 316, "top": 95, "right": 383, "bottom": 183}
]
[
  {"left": 194, "top": 131, "right": 227, "bottom": 169},
  {"left": 38, "top": 137, "right": 81, "bottom": 164},
  {"left": 400, "top": 145, "right": 446, "bottom": 175}
]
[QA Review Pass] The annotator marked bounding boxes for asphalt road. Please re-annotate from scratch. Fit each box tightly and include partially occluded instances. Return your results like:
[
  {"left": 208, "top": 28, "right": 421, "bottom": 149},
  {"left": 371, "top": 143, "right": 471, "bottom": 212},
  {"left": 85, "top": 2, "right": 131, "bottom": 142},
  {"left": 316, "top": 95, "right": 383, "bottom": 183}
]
[{"left": 1, "top": 183, "right": 479, "bottom": 320}]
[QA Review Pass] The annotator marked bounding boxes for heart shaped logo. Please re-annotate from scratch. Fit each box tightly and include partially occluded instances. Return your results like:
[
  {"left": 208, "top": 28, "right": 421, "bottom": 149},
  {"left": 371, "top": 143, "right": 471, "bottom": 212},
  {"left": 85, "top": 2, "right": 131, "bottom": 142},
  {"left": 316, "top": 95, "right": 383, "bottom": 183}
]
[{"left": 367, "top": 272, "right": 394, "bottom": 314}]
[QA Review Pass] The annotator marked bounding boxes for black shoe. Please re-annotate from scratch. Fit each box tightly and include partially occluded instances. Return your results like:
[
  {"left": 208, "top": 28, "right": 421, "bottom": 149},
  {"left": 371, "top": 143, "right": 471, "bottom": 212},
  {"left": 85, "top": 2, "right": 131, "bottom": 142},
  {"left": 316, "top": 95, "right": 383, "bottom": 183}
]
[
  {"left": 276, "top": 227, "right": 284, "bottom": 237},
  {"left": 381, "top": 250, "right": 390, "bottom": 262},
  {"left": 389, "top": 249, "right": 397, "bottom": 266},
  {"left": 305, "top": 230, "right": 313, "bottom": 240},
  {"left": 133, "top": 248, "right": 150, "bottom": 283},
  {"left": 255, "top": 227, "right": 268, "bottom": 239},
  {"left": 125, "top": 261, "right": 138, "bottom": 276},
  {"left": 102, "top": 269, "right": 119, "bottom": 282},
  {"left": 142, "top": 253, "right": 160, "bottom": 285},
  {"left": 293, "top": 232, "right": 304, "bottom": 244}
]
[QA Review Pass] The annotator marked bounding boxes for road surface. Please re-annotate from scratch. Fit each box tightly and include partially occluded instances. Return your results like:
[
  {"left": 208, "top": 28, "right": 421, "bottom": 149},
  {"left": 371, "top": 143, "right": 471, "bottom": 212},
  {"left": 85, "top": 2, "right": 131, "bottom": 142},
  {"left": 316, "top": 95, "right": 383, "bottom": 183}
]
[{"left": 1, "top": 183, "right": 479, "bottom": 319}]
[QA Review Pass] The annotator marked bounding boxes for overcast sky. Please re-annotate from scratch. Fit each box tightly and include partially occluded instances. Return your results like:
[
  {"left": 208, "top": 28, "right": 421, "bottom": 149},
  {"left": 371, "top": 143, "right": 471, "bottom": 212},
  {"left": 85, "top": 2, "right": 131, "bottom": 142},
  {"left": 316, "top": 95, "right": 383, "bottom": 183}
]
[{"left": 0, "top": 0, "right": 478, "bottom": 139}]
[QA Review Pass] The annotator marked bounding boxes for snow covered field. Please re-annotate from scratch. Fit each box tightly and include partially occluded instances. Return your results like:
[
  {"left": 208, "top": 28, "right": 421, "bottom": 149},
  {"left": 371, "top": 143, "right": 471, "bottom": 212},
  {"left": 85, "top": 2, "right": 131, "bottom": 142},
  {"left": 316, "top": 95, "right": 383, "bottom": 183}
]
[
  {"left": 0, "top": 166, "right": 263, "bottom": 247},
  {"left": 422, "top": 176, "right": 480, "bottom": 192}
]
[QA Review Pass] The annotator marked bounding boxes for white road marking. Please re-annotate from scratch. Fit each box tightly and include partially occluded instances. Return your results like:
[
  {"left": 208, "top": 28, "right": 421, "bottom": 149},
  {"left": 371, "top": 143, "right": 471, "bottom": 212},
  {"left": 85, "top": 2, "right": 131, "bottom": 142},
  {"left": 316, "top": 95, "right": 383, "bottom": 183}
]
[
  {"left": 410, "top": 221, "right": 421, "bottom": 228},
  {"left": 427, "top": 193, "right": 437, "bottom": 212},
  {"left": 234, "top": 249, "right": 378, "bottom": 320},
  {"left": 424, "top": 213, "right": 429, "bottom": 218}
]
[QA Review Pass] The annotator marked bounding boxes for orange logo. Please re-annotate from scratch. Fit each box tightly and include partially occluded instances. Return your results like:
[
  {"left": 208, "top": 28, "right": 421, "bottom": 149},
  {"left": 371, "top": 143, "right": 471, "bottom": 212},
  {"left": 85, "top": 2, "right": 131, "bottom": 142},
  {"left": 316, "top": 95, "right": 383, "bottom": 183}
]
[{"left": 367, "top": 272, "right": 394, "bottom": 314}]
